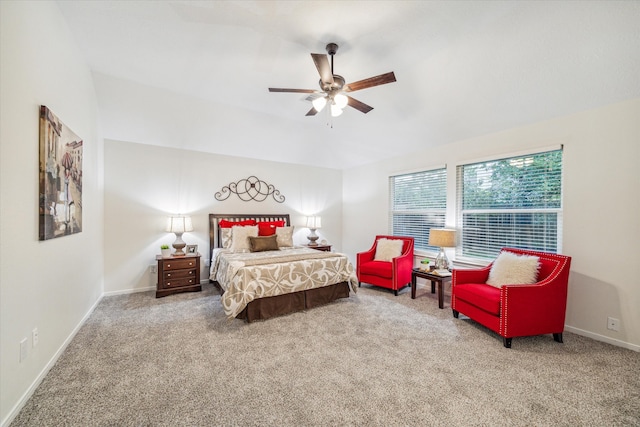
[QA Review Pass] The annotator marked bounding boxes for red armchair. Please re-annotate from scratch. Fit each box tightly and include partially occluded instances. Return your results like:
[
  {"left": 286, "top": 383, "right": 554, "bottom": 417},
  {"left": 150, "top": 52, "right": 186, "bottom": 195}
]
[
  {"left": 357, "top": 235, "right": 414, "bottom": 296},
  {"left": 451, "top": 247, "right": 571, "bottom": 348}
]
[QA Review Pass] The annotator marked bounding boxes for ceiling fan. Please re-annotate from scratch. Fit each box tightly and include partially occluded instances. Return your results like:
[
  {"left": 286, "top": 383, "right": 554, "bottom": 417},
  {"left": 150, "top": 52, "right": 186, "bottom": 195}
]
[{"left": 268, "top": 43, "right": 396, "bottom": 117}]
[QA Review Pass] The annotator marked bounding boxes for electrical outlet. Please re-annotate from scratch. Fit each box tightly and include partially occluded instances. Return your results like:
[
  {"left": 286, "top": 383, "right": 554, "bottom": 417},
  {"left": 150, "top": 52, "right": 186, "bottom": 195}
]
[
  {"left": 20, "top": 338, "right": 28, "bottom": 362},
  {"left": 32, "top": 328, "right": 39, "bottom": 347},
  {"left": 607, "top": 317, "right": 620, "bottom": 332},
  {"left": 150, "top": 264, "right": 157, "bottom": 274}
]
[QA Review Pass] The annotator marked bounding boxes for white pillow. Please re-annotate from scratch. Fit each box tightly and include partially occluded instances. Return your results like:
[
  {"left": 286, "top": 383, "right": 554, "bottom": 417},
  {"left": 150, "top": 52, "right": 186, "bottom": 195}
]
[
  {"left": 486, "top": 251, "right": 540, "bottom": 287},
  {"left": 275, "top": 226, "right": 294, "bottom": 248},
  {"left": 220, "top": 228, "right": 233, "bottom": 249},
  {"left": 374, "top": 238, "right": 404, "bottom": 262},
  {"left": 230, "top": 225, "right": 258, "bottom": 252}
]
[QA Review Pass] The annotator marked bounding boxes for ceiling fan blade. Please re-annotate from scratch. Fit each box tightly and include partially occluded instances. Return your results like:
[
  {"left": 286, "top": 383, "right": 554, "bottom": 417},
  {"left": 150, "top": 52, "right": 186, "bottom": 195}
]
[
  {"left": 344, "top": 72, "right": 396, "bottom": 92},
  {"left": 268, "top": 88, "right": 316, "bottom": 93},
  {"left": 347, "top": 96, "right": 374, "bottom": 114},
  {"left": 311, "top": 53, "right": 334, "bottom": 86},
  {"left": 305, "top": 107, "right": 318, "bottom": 116}
]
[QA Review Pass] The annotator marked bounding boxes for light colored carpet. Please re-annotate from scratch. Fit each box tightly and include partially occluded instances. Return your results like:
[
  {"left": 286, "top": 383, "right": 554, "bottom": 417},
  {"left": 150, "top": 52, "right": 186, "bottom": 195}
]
[{"left": 10, "top": 283, "right": 640, "bottom": 426}]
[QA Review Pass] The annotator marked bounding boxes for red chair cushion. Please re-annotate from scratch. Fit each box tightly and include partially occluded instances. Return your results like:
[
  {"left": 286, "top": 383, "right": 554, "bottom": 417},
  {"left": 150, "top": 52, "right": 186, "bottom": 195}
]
[
  {"left": 359, "top": 261, "right": 392, "bottom": 279},
  {"left": 455, "top": 283, "right": 501, "bottom": 315}
]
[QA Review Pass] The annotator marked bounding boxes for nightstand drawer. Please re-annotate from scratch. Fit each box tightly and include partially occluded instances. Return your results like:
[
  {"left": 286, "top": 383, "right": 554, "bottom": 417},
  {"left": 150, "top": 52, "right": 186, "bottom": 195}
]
[
  {"left": 163, "top": 277, "right": 197, "bottom": 289},
  {"left": 163, "top": 258, "right": 197, "bottom": 271},
  {"left": 163, "top": 268, "right": 196, "bottom": 280}
]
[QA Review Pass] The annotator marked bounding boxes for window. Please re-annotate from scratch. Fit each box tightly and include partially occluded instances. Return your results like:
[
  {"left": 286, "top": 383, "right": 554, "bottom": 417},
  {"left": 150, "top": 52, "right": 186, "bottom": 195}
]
[
  {"left": 390, "top": 167, "right": 447, "bottom": 251},
  {"left": 456, "top": 148, "right": 563, "bottom": 261}
]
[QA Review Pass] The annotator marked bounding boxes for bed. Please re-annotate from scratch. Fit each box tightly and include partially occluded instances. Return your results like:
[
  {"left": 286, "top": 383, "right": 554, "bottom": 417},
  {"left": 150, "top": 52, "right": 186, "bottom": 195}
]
[{"left": 208, "top": 214, "right": 358, "bottom": 322}]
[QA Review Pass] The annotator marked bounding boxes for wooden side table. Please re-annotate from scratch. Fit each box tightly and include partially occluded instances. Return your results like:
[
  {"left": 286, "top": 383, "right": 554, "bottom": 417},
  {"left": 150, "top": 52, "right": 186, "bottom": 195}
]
[
  {"left": 156, "top": 253, "right": 201, "bottom": 298},
  {"left": 308, "top": 244, "right": 332, "bottom": 252},
  {"left": 411, "top": 268, "right": 451, "bottom": 309}
]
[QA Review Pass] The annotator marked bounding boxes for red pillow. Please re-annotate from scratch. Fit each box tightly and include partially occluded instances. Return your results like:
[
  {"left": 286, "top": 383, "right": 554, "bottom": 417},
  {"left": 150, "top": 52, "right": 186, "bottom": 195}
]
[
  {"left": 257, "top": 220, "right": 286, "bottom": 236},
  {"left": 218, "top": 219, "right": 257, "bottom": 229}
]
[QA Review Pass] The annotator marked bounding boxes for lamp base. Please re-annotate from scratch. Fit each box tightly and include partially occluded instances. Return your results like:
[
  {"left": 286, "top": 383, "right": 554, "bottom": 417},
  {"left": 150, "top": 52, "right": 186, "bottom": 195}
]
[
  {"left": 172, "top": 233, "right": 187, "bottom": 256},
  {"left": 434, "top": 247, "right": 450, "bottom": 270},
  {"left": 307, "top": 228, "right": 319, "bottom": 246}
]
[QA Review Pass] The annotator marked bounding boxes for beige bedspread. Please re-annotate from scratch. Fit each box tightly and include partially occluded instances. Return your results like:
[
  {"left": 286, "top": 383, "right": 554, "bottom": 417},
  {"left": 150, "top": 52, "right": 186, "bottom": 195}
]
[{"left": 210, "top": 247, "right": 358, "bottom": 318}]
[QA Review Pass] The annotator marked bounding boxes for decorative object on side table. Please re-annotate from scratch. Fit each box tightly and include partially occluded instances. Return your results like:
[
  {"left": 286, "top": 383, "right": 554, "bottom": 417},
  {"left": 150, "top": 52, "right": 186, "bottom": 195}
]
[
  {"left": 166, "top": 215, "right": 193, "bottom": 256},
  {"left": 306, "top": 215, "right": 322, "bottom": 246},
  {"left": 428, "top": 228, "right": 456, "bottom": 270},
  {"left": 419, "top": 258, "right": 431, "bottom": 271},
  {"left": 160, "top": 244, "right": 171, "bottom": 257},
  {"left": 186, "top": 244, "right": 198, "bottom": 255}
]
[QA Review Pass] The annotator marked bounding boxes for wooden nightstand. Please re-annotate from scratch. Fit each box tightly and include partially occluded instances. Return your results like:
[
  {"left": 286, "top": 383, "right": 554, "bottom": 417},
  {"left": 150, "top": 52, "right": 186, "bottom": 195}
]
[
  {"left": 156, "top": 253, "right": 201, "bottom": 298},
  {"left": 308, "top": 244, "right": 332, "bottom": 252}
]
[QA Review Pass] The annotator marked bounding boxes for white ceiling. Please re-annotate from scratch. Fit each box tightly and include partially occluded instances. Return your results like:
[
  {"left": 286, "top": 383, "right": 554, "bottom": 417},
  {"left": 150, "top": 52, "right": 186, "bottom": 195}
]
[{"left": 57, "top": 1, "right": 640, "bottom": 170}]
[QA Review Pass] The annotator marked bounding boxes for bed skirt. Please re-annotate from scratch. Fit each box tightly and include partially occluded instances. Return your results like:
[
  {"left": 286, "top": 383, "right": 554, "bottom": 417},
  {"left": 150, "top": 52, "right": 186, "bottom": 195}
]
[{"left": 215, "top": 281, "right": 350, "bottom": 323}]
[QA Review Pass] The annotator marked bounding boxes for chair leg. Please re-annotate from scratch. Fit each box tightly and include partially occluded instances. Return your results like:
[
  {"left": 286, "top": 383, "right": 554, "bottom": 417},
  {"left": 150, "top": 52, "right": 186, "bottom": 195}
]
[
  {"left": 358, "top": 282, "right": 361, "bottom": 288},
  {"left": 394, "top": 289, "right": 398, "bottom": 296},
  {"left": 503, "top": 337, "right": 512, "bottom": 348},
  {"left": 553, "top": 333, "right": 563, "bottom": 343},
  {"left": 452, "top": 309, "right": 459, "bottom": 318}
]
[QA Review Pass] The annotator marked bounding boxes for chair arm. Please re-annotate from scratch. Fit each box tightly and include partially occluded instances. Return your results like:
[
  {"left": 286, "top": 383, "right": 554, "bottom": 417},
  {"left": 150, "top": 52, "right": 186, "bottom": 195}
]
[
  {"left": 356, "top": 247, "right": 376, "bottom": 264},
  {"left": 452, "top": 266, "right": 491, "bottom": 287},
  {"left": 500, "top": 282, "right": 568, "bottom": 335}
]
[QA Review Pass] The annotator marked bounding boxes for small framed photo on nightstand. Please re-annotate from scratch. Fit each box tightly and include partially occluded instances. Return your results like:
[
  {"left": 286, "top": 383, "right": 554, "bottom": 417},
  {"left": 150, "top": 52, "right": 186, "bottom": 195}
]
[{"left": 186, "top": 244, "right": 198, "bottom": 255}]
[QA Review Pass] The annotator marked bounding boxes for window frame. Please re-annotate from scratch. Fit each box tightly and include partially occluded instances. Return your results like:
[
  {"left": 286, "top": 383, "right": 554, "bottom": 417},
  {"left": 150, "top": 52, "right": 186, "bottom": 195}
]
[{"left": 455, "top": 147, "right": 564, "bottom": 263}]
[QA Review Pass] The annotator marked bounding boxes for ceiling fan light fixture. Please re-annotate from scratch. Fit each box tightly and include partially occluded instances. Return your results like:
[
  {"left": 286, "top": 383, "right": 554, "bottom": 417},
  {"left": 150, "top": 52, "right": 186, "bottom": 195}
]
[
  {"left": 334, "top": 93, "right": 348, "bottom": 109},
  {"left": 312, "top": 96, "right": 327, "bottom": 112},
  {"left": 331, "top": 103, "right": 343, "bottom": 117}
]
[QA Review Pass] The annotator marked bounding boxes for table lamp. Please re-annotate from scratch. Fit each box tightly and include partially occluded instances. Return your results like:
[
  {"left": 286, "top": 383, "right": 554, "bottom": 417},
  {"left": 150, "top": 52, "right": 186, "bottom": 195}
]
[
  {"left": 428, "top": 228, "right": 456, "bottom": 270},
  {"left": 166, "top": 215, "right": 193, "bottom": 256}
]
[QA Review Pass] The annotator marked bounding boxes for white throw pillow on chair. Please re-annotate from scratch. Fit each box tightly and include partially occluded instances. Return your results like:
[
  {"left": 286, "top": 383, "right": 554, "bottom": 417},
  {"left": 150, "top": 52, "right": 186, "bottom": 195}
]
[
  {"left": 486, "top": 251, "right": 540, "bottom": 287},
  {"left": 374, "top": 238, "right": 404, "bottom": 262}
]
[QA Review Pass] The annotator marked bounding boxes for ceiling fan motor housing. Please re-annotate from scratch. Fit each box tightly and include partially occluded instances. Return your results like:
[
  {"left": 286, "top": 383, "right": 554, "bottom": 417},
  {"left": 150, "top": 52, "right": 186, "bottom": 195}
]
[{"left": 320, "top": 74, "right": 345, "bottom": 93}]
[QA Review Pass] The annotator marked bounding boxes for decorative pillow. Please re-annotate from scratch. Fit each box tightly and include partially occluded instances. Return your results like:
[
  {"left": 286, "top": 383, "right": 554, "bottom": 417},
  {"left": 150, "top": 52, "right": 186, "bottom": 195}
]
[
  {"left": 220, "top": 228, "right": 233, "bottom": 249},
  {"left": 257, "top": 220, "right": 286, "bottom": 236},
  {"left": 219, "top": 219, "right": 256, "bottom": 228},
  {"left": 230, "top": 225, "right": 258, "bottom": 252},
  {"left": 249, "top": 235, "right": 279, "bottom": 252},
  {"left": 275, "top": 226, "right": 294, "bottom": 248},
  {"left": 374, "top": 238, "right": 404, "bottom": 262},
  {"left": 486, "top": 251, "right": 540, "bottom": 287}
]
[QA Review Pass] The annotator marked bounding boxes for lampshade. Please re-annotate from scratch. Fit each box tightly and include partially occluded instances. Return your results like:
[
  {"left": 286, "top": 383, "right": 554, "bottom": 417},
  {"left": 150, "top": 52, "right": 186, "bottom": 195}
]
[
  {"left": 312, "top": 96, "right": 327, "bottom": 112},
  {"left": 165, "top": 216, "right": 193, "bottom": 233},
  {"left": 429, "top": 229, "right": 456, "bottom": 248},
  {"left": 306, "top": 216, "right": 322, "bottom": 229}
]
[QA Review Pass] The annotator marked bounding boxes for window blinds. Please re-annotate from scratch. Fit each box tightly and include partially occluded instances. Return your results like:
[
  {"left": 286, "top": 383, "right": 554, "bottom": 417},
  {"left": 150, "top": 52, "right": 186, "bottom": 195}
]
[{"left": 390, "top": 168, "right": 447, "bottom": 251}]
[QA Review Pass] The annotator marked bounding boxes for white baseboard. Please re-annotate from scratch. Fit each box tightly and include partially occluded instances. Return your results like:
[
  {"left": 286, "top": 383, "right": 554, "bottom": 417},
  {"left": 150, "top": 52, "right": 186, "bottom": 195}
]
[
  {"left": 102, "top": 286, "right": 155, "bottom": 296},
  {"left": 1, "top": 295, "right": 104, "bottom": 427},
  {"left": 565, "top": 325, "right": 640, "bottom": 352}
]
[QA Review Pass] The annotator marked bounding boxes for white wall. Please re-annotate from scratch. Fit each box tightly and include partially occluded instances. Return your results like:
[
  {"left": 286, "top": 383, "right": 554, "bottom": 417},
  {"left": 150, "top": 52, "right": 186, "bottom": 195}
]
[
  {"left": 104, "top": 140, "right": 343, "bottom": 294},
  {"left": 0, "top": 1, "right": 104, "bottom": 425},
  {"left": 343, "top": 98, "right": 640, "bottom": 350}
]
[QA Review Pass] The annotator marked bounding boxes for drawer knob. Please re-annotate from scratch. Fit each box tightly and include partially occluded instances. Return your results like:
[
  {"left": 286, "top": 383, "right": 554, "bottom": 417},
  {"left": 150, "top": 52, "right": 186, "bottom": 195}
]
[
  {"left": 167, "top": 273, "right": 171, "bottom": 277},
  {"left": 167, "top": 264, "right": 171, "bottom": 268}
]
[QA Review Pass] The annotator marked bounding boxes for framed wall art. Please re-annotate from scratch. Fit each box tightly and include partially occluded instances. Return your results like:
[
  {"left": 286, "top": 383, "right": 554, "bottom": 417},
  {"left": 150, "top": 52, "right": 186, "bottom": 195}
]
[{"left": 39, "top": 106, "right": 83, "bottom": 240}]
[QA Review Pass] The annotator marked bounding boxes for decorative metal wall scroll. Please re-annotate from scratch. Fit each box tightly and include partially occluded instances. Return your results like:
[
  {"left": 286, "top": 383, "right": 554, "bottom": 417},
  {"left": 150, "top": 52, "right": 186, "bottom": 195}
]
[{"left": 215, "top": 176, "right": 285, "bottom": 203}]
